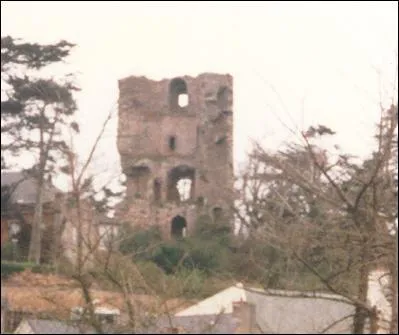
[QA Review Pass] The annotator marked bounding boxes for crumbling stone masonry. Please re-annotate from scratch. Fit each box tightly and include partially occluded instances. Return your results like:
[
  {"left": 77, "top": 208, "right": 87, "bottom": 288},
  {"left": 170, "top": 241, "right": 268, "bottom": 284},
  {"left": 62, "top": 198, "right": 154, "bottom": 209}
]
[{"left": 115, "top": 73, "right": 234, "bottom": 239}]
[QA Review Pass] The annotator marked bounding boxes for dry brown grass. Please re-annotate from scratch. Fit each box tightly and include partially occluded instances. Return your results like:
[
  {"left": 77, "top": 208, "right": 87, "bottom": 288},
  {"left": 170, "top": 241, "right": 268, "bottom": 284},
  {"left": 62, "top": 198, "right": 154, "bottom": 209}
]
[{"left": 2, "top": 270, "right": 195, "bottom": 319}]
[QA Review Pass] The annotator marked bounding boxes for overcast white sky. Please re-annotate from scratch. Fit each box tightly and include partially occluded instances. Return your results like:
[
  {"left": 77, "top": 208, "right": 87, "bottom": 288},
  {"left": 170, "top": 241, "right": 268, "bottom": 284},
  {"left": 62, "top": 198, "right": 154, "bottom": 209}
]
[{"left": 1, "top": 1, "right": 398, "bottom": 191}]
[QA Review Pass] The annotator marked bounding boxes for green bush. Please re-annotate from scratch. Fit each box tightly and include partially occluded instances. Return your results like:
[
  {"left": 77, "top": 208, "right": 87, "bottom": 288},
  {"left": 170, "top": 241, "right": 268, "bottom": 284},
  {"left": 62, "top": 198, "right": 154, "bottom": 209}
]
[
  {"left": 119, "top": 224, "right": 163, "bottom": 259},
  {"left": 150, "top": 237, "right": 232, "bottom": 275},
  {"left": 0, "top": 261, "right": 55, "bottom": 279},
  {"left": 171, "top": 268, "right": 206, "bottom": 299},
  {"left": 1, "top": 242, "right": 15, "bottom": 261},
  {"left": 152, "top": 243, "right": 186, "bottom": 274},
  {"left": 135, "top": 260, "right": 166, "bottom": 291},
  {"left": 118, "top": 221, "right": 234, "bottom": 276},
  {"left": 1, "top": 241, "right": 25, "bottom": 262},
  {"left": 182, "top": 239, "right": 222, "bottom": 273},
  {"left": 1, "top": 261, "right": 35, "bottom": 278}
]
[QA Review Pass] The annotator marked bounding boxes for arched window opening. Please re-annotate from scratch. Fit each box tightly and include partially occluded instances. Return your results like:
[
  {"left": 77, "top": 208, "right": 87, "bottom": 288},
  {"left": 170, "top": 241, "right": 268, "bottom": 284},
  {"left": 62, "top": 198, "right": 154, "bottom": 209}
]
[
  {"left": 217, "top": 86, "right": 233, "bottom": 111},
  {"left": 169, "top": 78, "right": 188, "bottom": 110},
  {"left": 171, "top": 215, "right": 187, "bottom": 239},
  {"left": 167, "top": 166, "right": 195, "bottom": 202},
  {"left": 153, "top": 178, "right": 162, "bottom": 204}
]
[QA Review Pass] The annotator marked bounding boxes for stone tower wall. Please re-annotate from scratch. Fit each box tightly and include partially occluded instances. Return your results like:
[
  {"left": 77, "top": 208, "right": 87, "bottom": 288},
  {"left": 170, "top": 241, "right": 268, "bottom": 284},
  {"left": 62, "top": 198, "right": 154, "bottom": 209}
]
[{"left": 116, "top": 73, "right": 234, "bottom": 238}]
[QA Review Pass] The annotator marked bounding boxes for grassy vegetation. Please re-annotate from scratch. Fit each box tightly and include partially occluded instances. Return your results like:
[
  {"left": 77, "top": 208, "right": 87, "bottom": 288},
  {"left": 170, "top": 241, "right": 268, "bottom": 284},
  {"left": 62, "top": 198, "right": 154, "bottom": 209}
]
[
  {"left": 1, "top": 261, "right": 35, "bottom": 278},
  {"left": 1, "top": 213, "right": 358, "bottom": 300},
  {"left": 1, "top": 260, "right": 56, "bottom": 278}
]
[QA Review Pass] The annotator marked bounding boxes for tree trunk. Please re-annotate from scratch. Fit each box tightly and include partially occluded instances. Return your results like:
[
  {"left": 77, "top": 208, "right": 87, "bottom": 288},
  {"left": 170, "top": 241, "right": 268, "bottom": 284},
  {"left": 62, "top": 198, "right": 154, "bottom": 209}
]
[
  {"left": 28, "top": 110, "right": 46, "bottom": 265},
  {"left": 28, "top": 176, "right": 44, "bottom": 264},
  {"left": 353, "top": 243, "right": 370, "bottom": 334},
  {"left": 75, "top": 192, "right": 83, "bottom": 274},
  {"left": 51, "top": 210, "right": 63, "bottom": 269},
  {"left": 370, "top": 306, "right": 379, "bottom": 334}
]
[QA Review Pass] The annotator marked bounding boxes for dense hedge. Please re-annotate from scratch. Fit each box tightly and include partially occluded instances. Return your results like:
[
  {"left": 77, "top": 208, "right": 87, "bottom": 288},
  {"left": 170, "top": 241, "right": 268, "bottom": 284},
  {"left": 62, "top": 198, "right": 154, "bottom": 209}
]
[
  {"left": 1, "top": 261, "right": 55, "bottom": 278},
  {"left": 1, "top": 261, "right": 34, "bottom": 278},
  {"left": 118, "top": 216, "right": 233, "bottom": 275}
]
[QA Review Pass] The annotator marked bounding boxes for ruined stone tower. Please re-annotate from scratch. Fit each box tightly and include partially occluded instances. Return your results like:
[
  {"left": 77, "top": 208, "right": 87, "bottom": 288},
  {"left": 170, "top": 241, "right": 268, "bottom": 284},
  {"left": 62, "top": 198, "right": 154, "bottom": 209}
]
[{"left": 116, "top": 73, "right": 234, "bottom": 239}]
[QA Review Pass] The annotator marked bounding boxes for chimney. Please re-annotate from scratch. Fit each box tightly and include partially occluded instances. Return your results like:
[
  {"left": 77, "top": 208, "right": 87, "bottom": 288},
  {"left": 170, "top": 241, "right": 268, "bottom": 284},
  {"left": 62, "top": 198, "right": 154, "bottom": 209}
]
[{"left": 232, "top": 300, "right": 257, "bottom": 334}]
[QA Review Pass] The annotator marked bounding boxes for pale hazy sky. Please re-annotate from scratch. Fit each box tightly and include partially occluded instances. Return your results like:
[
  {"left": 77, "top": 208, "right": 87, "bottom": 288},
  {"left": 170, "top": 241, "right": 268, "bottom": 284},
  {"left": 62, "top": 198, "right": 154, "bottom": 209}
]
[{"left": 1, "top": 1, "right": 398, "bottom": 191}]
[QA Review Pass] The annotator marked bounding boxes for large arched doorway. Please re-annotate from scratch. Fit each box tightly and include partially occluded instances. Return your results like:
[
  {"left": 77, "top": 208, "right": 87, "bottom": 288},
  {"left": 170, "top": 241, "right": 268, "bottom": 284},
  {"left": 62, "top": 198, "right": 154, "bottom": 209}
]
[{"left": 171, "top": 215, "right": 187, "bottom": 239}]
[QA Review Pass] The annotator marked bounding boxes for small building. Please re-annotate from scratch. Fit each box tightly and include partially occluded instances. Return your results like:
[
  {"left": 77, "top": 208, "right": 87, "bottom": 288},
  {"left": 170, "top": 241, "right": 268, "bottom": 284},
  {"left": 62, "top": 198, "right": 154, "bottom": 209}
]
[
  {"left": 1, "top": 171, "right": 62, "bottom": 262},
  {"left": 70, "top": 301, "right": 120, "bottom": 326},
  {"left": 175, "top": 283, "right": 358, "bottom": 334},
  {"left": 14, "top": 318, "right": 90, "bottom": 334},
  {"left": 1, "top": 171, "right": 110, "bottom": 266}
]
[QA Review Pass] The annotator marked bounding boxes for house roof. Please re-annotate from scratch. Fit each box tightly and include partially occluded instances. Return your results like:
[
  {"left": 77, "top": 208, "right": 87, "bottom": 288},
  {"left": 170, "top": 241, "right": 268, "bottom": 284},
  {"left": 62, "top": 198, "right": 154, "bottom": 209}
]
[
  {"left": 176, "top": 283, "right": 356, "bottom": 334},
  {"left": 19, "top": 318, "right": 91, "bottom": 334},
  {"left": 246, "top": 289, "right": 354, "bottom": 334},
  {"left": 19, "top": 315, "right": 237, "bottom": 334},
  {"left": 137, "top": 314, "right": 239, "bottom": 334},
  {"left": 175, "top": 284, "right": 246, "bottom": 316},
  {"left": 1, "top": 171, "right": 61, "bottom": 205}
]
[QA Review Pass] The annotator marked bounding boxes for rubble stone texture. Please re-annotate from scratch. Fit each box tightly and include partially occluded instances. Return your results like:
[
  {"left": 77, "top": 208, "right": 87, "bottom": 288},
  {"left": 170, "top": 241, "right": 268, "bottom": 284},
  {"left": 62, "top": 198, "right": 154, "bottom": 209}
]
[{"left": 116, "top": 73, "right": 234, "bottom": 238}]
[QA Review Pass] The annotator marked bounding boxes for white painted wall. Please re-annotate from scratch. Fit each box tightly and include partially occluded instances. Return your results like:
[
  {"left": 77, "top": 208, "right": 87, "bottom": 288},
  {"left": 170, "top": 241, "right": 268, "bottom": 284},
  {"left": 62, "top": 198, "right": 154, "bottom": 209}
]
[
  {"left": 367, "top": 269, "right": 392, "bottom": 334},
  {"left": 175, "top": 284, "right": 247, "bottom": 316},
  {"left": 177, "top": 278, "right": 393, "bottom": 334},
  {"left": 14, "top": 320, "right": 34, "bottom": 334}
]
